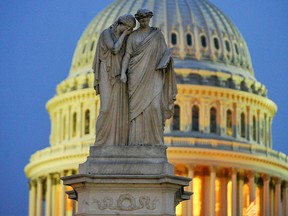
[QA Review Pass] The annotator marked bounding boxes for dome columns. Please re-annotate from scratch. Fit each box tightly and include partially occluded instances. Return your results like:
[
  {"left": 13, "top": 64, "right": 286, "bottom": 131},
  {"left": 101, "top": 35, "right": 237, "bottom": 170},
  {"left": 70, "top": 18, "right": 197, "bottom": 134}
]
[
  {"left": 208, "top": 166, "right": 217, "bottom": 216},
  {"left": 219, "top": 99, "right": 227, "bottom": 136},
  {"left": 262, "top": 174, "right": 271, "bottom": 216},
  {"left": 237, "top": 171, "right": 245, "bottom": 216},
  {"left": 36, "top": 177, "right": 43, "bottom": 216},
  {"left": 186, "top": 165, "right": 195, "bottom": 216},
  {"left": 174, "top": 164, "right": 195, "bottom": 216},
  {"left": 28, "top": 180, "right": 36, "bottom": 216},
  {"left": 245, "top": 106, "right": 251, "bottom": 141},
  {"left": 218, "top": 169, "right": 229, "bottom": 216},
  {"left": 182, "top": 99, "right": 193, "bottom": 131},
  {"left": 274, "top": 177, "right": 281, "bottom": 216},
  {"left": 248, "top": 171, "right": 256, "bottom": 202},
  {"left": 172, "top": 164, "right": 287, "bottom": 216},
  {"left": 53, "top": 109, "right": 61, "bottom": 145},
  {"left": 49, "top": 112, "right": 57, "bottom": 145},
  {"left": 231, "top": 168, "right": 237, "bottom": 216},
  {"left": 283, "top": 182, "right": 288, "bottom": 216},
  {"left": 45, "top": 174, "right": 52, "bottom": 216},
  {"left": 202, "top": 98, "right": 210, "bottom": 133},
  {"left": 256, "top": 109, "right": 261, "bottom": 143},
  {"left": 235, "top": 105, "right": 252, "bottom": 141},
  {"left": 232, "top": 102, "right": 238, "bottom": 137},
  {"left": 60, "top": 170, "right": 67, "bottom": 216},
  {"left": 27, "top": 169, "right": 77, "bottom": 216}
]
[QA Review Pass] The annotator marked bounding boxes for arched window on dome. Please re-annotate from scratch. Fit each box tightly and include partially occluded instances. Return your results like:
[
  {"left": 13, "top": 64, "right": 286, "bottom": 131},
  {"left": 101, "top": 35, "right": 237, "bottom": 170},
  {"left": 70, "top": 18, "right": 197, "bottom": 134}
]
[
  {"left": 210, "top": 107, "right": 217, "bottom": 133},
  {"left": 171, "top": 33, "right": 177, "bottom": 46},
  {"left": 242, "top": 47, "right": 246, "bottom": 58},
  {"left": 192, "top": 105, "right": 199, "bottom": 131},
  {"left": 213, "top": 37, "right": 220, "bottom": 50},
  {"left": 201, "top": 35, "right": 207, "bottom": 48},
  {"left": 241, "top": 112, "right": 246, "bottom": 138},
  {"left": 186, "top": 33, "right": 193, "bottom": 47},
  {"left": 226, "top": 109, "right": 233, "bottom": 136},
  {"left": 225, "top": 40, "right": 231, "bottom": 52},
  {"left": 84, "top": 110, "right": 90, "bottom": 135},
  {"left": 252, "top": 115, "right": 257, "bottom": 141},
  {"left": 72, "top": 112, "right": 77, "bottom": 138},
  {"left": 234, "top": 43, "right": 239, "bottom": 55},
  {"left": 172, "top": 105, "right": 180, "bottom": 131},
  {"left": 90, "top": 41, "right": 95, "bottom": 52},
  {"left": 82, "top": 44, "right": 87, "bottom": 54}
]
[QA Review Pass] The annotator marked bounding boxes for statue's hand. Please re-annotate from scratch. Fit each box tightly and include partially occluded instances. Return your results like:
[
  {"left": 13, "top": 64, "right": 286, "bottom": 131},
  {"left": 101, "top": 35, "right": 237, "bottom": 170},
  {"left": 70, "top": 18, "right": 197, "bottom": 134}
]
[
  {"left": 123, "top": 28, "right": 133, "bottom": 36},
  {"left": 120, "top": 73, "right": 127, "bottom": 83}
]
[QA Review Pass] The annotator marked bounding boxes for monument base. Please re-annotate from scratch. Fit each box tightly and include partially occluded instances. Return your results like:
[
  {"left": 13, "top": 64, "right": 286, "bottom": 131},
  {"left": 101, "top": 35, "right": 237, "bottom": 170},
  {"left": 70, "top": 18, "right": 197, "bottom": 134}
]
[{"left": 62, "top": 145, "right": 191, "bottom": 216}]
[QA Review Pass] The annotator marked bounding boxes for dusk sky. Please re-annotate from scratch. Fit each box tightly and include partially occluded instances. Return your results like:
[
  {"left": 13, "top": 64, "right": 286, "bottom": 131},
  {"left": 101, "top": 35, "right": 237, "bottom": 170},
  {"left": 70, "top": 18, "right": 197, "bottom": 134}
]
[{"left": 1, "top": 1, "right": 288, "bottom": 215}]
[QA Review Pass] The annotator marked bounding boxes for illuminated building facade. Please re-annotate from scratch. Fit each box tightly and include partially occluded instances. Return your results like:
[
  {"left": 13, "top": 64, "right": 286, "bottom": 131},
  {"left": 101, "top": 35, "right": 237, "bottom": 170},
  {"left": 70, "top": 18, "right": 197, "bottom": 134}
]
[{"left": 25, "top": 0, "right": 288, "bottom": 215}]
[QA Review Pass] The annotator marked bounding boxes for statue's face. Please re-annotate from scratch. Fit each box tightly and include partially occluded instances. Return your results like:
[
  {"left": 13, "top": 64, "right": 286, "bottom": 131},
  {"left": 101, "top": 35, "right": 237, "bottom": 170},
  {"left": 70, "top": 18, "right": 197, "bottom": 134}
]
[
  {"left": 138, "top": 17, "right": 151, "bottom": 28},
  {"left": 118, "top": 24, "right": 131, "bottom": 33}
]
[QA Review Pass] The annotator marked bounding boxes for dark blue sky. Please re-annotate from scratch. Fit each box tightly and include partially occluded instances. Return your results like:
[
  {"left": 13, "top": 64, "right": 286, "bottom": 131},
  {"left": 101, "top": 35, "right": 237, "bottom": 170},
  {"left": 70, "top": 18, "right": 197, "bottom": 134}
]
[{"left": 0, "top": 1, "right": 287, "bottom": 215}]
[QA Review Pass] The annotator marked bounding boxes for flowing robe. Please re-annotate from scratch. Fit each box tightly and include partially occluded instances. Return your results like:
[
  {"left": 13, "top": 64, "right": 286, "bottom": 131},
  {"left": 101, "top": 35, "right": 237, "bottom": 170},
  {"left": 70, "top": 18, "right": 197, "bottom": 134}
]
[
  {"left": 92, "top": 29, "right": 129, "bottom": 146},
  {"left": 126, "top": 28, "right": 177, "bottom": 145}
]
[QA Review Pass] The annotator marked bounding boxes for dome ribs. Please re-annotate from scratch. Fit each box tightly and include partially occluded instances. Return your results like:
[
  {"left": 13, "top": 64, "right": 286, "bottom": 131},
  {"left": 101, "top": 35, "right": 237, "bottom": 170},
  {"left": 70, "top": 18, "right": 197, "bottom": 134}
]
[{"left": 69, "top": 0, "right": 255, "bottom": 81}]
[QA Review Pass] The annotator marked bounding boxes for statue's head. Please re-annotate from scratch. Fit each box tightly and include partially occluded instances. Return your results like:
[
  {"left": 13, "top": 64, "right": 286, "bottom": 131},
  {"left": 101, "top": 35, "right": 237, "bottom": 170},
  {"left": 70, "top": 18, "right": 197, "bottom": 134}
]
[
  {"left": 117, "top": 14, "right": 136, "bottom": 29},
  {"left": 135, "top": 8, "right": 153, "bottom": 21}
]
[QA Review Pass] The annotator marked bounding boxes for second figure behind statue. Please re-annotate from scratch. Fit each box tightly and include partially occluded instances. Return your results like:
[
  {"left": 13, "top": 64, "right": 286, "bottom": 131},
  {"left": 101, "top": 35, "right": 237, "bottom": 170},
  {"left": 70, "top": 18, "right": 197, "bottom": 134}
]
[{"left": 121, "top": 8, "right": 177, "bottom": 146}]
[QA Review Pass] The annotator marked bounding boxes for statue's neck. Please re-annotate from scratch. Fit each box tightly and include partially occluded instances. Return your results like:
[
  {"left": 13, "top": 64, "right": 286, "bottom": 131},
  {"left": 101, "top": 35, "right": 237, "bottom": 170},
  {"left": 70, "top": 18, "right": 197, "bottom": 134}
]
[{"left": 139, "top": 26, "right": 151, "bottom": 32}]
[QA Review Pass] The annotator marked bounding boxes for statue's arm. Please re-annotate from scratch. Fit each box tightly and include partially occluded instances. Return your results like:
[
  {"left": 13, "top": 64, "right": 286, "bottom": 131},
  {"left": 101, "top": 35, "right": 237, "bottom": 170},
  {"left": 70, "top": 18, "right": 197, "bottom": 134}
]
[
  {"left": 103, "top": 29, "right": 130, "bottom": 54},
  {"left": 120, "top": 53, "right": 131, "bottom": 83}
]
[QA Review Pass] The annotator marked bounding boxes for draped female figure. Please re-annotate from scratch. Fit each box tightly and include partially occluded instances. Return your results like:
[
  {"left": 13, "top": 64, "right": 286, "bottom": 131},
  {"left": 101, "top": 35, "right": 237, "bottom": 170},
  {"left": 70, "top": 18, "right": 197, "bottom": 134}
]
[
  {"left": 93, "top": 14, "right": 136, "bottom": 146},
  {"left": 121, "top": 9, "right": 177, "bottom": 145}
]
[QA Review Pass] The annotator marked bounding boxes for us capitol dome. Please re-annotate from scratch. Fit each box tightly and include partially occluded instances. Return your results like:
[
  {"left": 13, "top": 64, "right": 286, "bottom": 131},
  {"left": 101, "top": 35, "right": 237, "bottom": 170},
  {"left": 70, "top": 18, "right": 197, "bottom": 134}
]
[{"left": 25, "top": 0, "right": 288, "bottom": 216}]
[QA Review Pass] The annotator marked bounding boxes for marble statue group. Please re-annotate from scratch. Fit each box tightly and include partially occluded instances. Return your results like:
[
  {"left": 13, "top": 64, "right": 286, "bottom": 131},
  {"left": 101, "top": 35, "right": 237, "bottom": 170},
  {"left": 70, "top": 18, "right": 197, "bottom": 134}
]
[
  {"left": 92, "top": 8, "right": 177, "bottom": 146},
  {"left": 64, "top": 11, "right": 191, "bottom": 215}
]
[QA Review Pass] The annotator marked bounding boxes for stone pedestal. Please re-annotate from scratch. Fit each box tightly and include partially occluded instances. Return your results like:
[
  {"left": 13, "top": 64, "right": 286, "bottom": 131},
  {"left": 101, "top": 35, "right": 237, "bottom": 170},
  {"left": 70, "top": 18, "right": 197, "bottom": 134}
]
[{"left": 62, "top": 145, "right": 191, "bottom": 216}]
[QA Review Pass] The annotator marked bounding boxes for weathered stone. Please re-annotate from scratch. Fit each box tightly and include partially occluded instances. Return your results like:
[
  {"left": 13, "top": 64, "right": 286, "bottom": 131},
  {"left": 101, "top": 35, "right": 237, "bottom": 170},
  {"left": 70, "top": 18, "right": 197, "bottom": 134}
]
[{"left": 79, "top": 146, "right": 174, "bottom": 175}]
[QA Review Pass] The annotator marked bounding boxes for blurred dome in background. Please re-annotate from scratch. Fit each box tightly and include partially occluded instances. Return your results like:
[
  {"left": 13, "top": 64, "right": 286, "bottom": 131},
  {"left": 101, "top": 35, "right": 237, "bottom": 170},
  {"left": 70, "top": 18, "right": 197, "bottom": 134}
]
[{"left": 70, "top": 0, "right": 254, "bottom": 80}]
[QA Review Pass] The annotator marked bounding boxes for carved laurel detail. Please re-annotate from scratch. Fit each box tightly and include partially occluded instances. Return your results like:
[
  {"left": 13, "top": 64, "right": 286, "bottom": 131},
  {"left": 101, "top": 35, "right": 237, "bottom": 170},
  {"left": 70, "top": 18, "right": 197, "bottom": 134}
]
[{"left": 91, "top": 193, "right": 158, "bottom": 211}]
